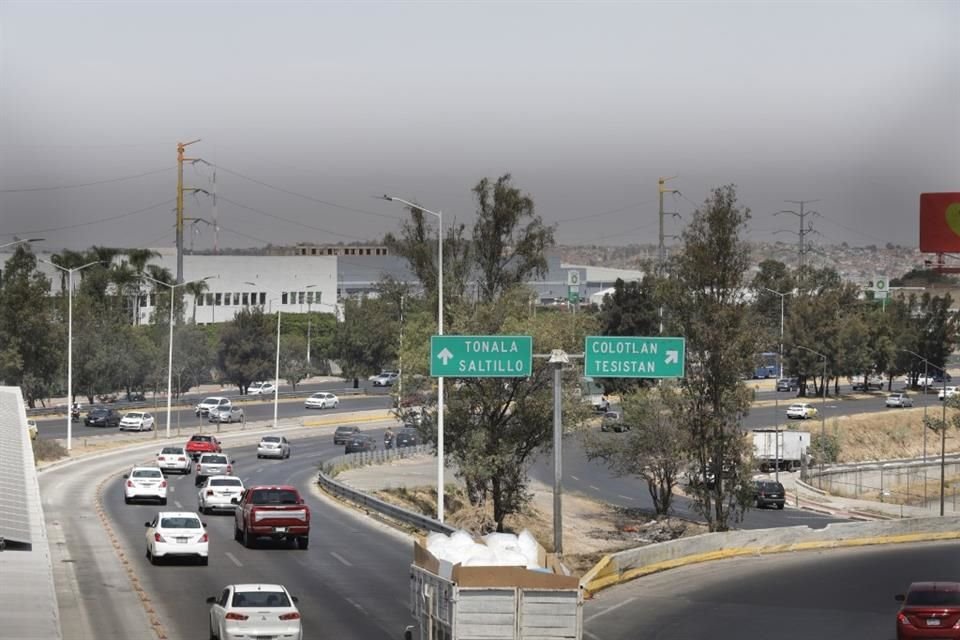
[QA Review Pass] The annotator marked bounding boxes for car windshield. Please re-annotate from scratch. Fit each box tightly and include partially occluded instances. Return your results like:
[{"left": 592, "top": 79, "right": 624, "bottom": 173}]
[
  {"left": 335, "top": 427, "right": 356, "bottom": 433},
  {"left": 160, "top": 447, "right": 182, "bottom": 454},
  {"left": 231, "top": 591, "right": 291, "bottom": 608},
  {"left": 211, "top": 478, "right": 242, "bottom": 487},
  {"left": 250, "top": 489, "right": 300, "bottom": 505},
  {"left": 907, "top": 590, "right": 960, "bottom": 606},
  {"left": 125, "top": 413, "right": 144, "bottom": 419},
  {"left": 132, "top": 469, "right": 162, "bottom": 478},
  {"left": 202, "top": 455, "right": 228, "bottom": 464},
  {"left": 262, "top": 437, "right": 281, "bottom": 443},
  {"left": 159, "top": 517, "right": 201, "bottom": 529},
  {"left": 91, "top": 408, "right": 108, "bottom": 415}
]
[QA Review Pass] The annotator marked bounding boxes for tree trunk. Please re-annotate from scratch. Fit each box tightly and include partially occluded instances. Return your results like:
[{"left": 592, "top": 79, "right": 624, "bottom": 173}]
[
  {"left": 492, "top": 475, "right": 505, "bottom": 533},
  {"left": 353, "top": 377, "right": 359, "bottom": 389}
]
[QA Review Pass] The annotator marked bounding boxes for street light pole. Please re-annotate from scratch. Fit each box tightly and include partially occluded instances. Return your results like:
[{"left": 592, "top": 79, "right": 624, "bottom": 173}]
[
  {"left": 274, "top": 306, "right": 281, "bottom": 428},
  {"left": 42, "top": 259, "right": 100, "bottom": 451},
  {"left": 384, "top": 195, "right": 445, "bottom": 522},
  {"left": 797, "top": 345, "right": 828, "bottom": 485},
  {"left": 141, "top": 273, "right": 214, "bottom": 439},
  {"left": 304, "top": 284, "right": 318, "bottom": 365}
]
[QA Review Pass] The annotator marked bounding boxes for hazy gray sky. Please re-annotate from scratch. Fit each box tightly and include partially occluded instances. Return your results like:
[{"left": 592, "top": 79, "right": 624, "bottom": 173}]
[{"left": 1, "top": 1, "right": 957, "bottom": 252}]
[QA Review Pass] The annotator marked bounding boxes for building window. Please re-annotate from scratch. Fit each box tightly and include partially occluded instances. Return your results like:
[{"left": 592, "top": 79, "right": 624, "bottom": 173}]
[
  {"left": 298, "top": 291, "right": 305, "bottom": 304},
  {"left": 366, "top": 248, "right": 371, "bottom": 255},
  {"left": 149, "top": 293, "right": 156, "bottom": 307},
  {"left": 233, "top": 292, "right": 240, "bottom": 306},
  {"left": 259, "top": 292, "right": 266, "bottom": 305},
  {"left": 282, "top": 292, "right": 288, "bottom": 305},
  {"left": 197, "top": 295, "right": 204, "bottom": 306},
  {"left": 311, "top": 248, "right": 317, "bottom": 255},
  {"left": 242, "top": 292, "right": 249, "bottom": 306},
  {"left": 140, "top": 295, "right": 147, "bottom": 307},
  {"left": 205, "top": 293, "right": 214, "bottom": 306},
  {"left": 215, "top": 293, "right": 222, "bottom": 306}
]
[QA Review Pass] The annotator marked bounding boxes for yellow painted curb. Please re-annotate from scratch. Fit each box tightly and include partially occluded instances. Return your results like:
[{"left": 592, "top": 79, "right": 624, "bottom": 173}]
[{"left": 583, "top": 530, "right": 960, "bottom": 596}]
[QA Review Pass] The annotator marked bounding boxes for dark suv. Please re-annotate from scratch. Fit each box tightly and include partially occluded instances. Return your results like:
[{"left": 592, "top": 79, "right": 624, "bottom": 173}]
[
  {"left": 776, "top": 377, "right": 798, "bottom": 392},
  {"left": 753, "top": 480, "right": 786, "bottom": 509},
  {"left": 84, "top": 406, "right": 121, "bottom": 428},
  {"left": 333, "top": 425, "right": 360, "bottom": 445}
]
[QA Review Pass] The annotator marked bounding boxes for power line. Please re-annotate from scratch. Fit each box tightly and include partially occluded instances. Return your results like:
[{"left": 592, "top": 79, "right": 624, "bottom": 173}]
[
  {"left": 216, "top": 194, "right": 372, "bottom": 242},
  {"left": 2, "top": 198, "right": 176, "bottom": 237},
  {"left": 0, "top": 166, "right": 174, "bottom": 193},
  {"left": 211, "top": 163, "right": 399, "bottom": 221},
  {"left": 554, "top": 199, "right": 658, "bottom": 224}
]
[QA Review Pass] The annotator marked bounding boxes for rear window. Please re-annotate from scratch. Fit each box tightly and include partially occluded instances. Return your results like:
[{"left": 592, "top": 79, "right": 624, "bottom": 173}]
[
  {"left": 132, "top": 469, "right": 162, "bottom": 478},
  {"left": 161, "top": 447, "right": 183, "bottom": 454},
  {"left": 160, "top": 517, "right": 201, "bottom": 529},
  {"left": 250, "top": 489, "right": 300, "bottom": 505},
  {"left": 231, "top": 591, "right": 291, "bottom": 608},
  {"left": 211, "top": 478, "right": 242, "bottom": 487},
  {"left": 757, "top": 482, "right": 783, "bottom": 492},
  {"left": 262, "top": 437, "right": 281, "bottom": 443},
  {"left": 335, "top": 426, "right": 357, "bottom": 433},
  {"left": 191, "top": 435, "right": 213, "bottom": 442},
  {"left": 907, "top": 590, "right": 960, "bottom": 606},
  {"left": 202, "top": 455, "right": 228, "bottom": 464}
]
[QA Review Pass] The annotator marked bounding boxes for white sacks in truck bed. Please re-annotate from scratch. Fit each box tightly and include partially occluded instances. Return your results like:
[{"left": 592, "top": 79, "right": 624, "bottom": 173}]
[{"left": 425, "top": 529, "right": 543, "bottom": 569}]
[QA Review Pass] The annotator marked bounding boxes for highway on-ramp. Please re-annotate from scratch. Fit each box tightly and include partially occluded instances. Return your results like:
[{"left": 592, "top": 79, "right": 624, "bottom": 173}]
[{"left": 584, "top": 539, "right": 960, "bottom": 640}]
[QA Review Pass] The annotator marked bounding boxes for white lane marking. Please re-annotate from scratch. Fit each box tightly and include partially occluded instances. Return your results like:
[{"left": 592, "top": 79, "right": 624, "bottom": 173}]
[
  {"left": 584, "top": 631, "right": 602, "bottom": 640},
  {"left": 570, "top": 475, "right": 580, "bottom": 481},
  {"left": 174, "top": 500, "right": 183, "bottom": 508},
  {"left": 330, "top": 551, "right": 353, "bottom": 567},
  {"left": 589, "top": 485, "right": 601, "bottom": 491},
  {"left": 584, "top": 596, "right": 638, "bottom": 623},
  {"left": 345, "top": 597, "right": 366, "bottom": 614},
  {"left": 224, "top": 551, "right": 243, "bottom": 567},
  {"left": 168, "top": 486, "right": 175, "bottom": 493},
  {"left": 617, "top": 494, "right": 635, "bottom": 501}
]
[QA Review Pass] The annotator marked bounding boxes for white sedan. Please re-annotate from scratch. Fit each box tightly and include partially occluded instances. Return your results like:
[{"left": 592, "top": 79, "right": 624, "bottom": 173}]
[
  {"left": 207, "top": 584, "right": 302, "bottom": 640},
  {"left": 786, "top": 403, "right": 818, "bottom": 420},
  {"left": 198, "top": 476, "right": 245, "bottom": 514},
  {"left": 257, "top": 435, "right": 291, "bottom": 459},
  {"left": 119, "top": 411, "right": 155, "bottom": 431},
  {"left": 249, "top": 381, "right": 276, "bottom": 396},
  {"left": 144, "top": 511, "right": 209, "bottom": 565},
  {"left": 304, "top": 392, "right": 338, "bottom": 409},
  {"left": 124, "top": 466, "right": 167, "bottom": 504},
  {"left": 157, "top": 446, "right": 192, "bottom": 474},
  {"left": 939, "top": 386, "right": 958, "bottom": 401}
]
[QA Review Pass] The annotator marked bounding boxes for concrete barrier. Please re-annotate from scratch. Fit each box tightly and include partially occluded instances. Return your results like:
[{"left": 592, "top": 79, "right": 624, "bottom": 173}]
[{"left": 581, "top": 515, "right": 960, "bottom": 596}]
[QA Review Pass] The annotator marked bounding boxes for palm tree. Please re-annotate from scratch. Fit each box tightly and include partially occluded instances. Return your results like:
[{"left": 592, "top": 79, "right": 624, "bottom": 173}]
[
  {"left": 183, "top": 279, "right": 209, "bottom": 323},
  {"left": 109, "top": 261, "right": 139, "bottom": 324},
  {"left": 49, "top": 249, "right": 90, "bottom": 292},
  {"left": 126, "top": 249, "right": 159, "bottom": 324}
]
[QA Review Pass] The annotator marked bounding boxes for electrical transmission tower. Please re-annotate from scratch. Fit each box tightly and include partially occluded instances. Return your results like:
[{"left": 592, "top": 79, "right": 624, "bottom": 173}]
[{"left": 775, "top": 199, "right": 821, "bottom": 271}]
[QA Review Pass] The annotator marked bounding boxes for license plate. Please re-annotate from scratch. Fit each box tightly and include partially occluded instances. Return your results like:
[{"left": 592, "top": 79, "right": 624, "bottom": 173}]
[
  {"left": 256, "top": 636, "right": 273, "bottom": 640},
  {"left": 176, "top": 537, "right": 189, "bottom": 543},
  {"left": 928, "top": 619, "right": 942, "bottom": 626},
  {"left": 273, "top": 527, "right": 286, "bottom": 533}
]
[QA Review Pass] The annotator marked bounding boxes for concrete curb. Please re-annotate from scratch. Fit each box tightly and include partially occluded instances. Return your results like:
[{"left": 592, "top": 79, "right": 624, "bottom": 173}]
[{"left": 581, "top": 516, "right": 960, "bottom": 596}]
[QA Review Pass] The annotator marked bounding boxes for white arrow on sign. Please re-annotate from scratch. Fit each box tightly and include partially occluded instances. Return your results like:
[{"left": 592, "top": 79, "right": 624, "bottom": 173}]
[
  {"left": 665, "top": 350, "right": 679, "bottom": 365},
  {"left": 437, "top": 348, "right": 454, "bottom": 365}
]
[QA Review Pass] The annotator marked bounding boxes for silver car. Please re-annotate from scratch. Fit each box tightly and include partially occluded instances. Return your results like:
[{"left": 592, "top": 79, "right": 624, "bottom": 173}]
[
  {"left": 195, "top": 453, "right": 234, "bottom": 487},
  {"left": 209, "top": 405, "right": 245, "bottom": 424},
  {"left": 256, "top": 435, "right": 291, "bottom": 459}
]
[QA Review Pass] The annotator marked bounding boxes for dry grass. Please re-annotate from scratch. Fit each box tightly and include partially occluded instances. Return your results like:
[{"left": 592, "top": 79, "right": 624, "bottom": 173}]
[
  {"left": 824, "top": 405, "right": 959, "bottom": 463},
  {"left": 32, "top": 437, "right": 67, "bottom": 462}
]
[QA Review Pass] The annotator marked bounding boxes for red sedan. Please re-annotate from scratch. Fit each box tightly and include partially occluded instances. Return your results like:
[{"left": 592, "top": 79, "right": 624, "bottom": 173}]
[
  {"left": 897, "top": 582, "right": 960, "bottom": 639},
  {"left": 185, "top": 434, "right": 222, "bottom": 461}
]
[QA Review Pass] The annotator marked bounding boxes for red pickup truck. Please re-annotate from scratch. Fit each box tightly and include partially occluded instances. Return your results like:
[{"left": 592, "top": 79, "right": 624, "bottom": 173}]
[
  {"left": 185, "top": 434, "right": 222, "bottom": 460},
  {"left": 233, "top": 485, "right": 310, "bottom": 549}
]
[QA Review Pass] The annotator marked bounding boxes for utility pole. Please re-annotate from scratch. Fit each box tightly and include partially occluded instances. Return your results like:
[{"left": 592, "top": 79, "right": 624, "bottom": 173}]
[
  {"left": 775, "top": 199, "right": 820, "bottom": 272},
  {"left": 657, "top": 177, "right": 679, "bottom": 334},
  {"left": 176, "top": 139, "right": 203, "bottom": 284}
]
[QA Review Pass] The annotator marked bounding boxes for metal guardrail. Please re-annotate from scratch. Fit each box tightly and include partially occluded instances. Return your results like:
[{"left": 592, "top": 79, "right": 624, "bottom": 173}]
[{"left": 317, "top": 445, "right": 456, "bottom": 535}]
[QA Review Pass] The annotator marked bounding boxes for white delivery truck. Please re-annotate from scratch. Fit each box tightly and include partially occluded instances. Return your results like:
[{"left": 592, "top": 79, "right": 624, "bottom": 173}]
[
  {"left": 406, "top": 536, "right": 583, "bottom": 640},
  {"left": 752, "top": 429, "right": 810, "bottom": 472}
]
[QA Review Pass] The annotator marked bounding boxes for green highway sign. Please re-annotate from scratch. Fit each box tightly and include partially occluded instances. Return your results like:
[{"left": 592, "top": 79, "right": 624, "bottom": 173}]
[
  {"left": 430, "top": 335, "right": 533, "bottom": 377},
  {"left": 584, "top": 336, "right": 686, "bottom": 378}
]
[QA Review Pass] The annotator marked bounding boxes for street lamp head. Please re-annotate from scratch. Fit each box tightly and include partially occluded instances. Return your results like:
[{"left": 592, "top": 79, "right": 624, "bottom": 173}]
[{"left": 382, "top": 194, "right": 394, "bottom": 202}]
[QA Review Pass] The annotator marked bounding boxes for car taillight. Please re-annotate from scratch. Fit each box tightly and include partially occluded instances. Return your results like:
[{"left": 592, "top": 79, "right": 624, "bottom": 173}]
[
  {"left": 897, "top": 613, "right": 909, "bottom": 625},
  {"left": 160, "top": 480, "right": 167, "bottom": 488},
  {"left": 196, "top": 465, "right": 202, "bottom": 473},
  {"left": 154, "top": 532, "right": 165, "bottom": 542},
  {"left": 206, "top": 490, "right": 214, "bottom": 496},
  {"left": 279, "top": 612, "right": 300, "bottom": 621},
  {"left": 178, "top": 457, "right": 185, "bottom": 461},
  {"left": 225, "top": 612, "right": 248, "bottom": 621},
  {"left": 199, "top": 533, "right": 208, "bottom": 543},
  {"left": 126, "top": 480, "right": 134, "bottom": 487},
  {"left": 158, "top": 456, "right": 165, "bottom": 461}
]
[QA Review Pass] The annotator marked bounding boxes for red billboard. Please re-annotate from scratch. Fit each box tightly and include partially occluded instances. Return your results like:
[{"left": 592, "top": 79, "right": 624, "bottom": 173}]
[{"left": 920, "top": 192, "right": 960, "bottom": 253}]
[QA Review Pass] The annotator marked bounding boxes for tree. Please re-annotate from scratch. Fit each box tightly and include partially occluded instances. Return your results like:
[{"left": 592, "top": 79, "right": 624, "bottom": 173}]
[
  {"left": 597, "top": 275, "right": 662, "bottom": 392},
  {"left": 217, "top": 307, "right": 275, "bottom": 394},
  {"left": 279, "top": 334, "right": 311, "bottom": 390},
  {"left": 584, "top": 384, "right": 686, "bottom": 515},
  {"left": 0, "top": 247, "right": 62, "bottom": 407},
  {"left": 184, "top": 279, "right": 210, "bottom": 324},
  {"left": 665, "top": 185, "right": 761, "bottom": 531},
  {"left": 334, "top": 296, "right": 397, "bottom": 387}
]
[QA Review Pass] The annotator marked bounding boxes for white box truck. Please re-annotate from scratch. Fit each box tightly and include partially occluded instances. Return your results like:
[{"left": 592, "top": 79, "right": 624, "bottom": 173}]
[
  {"left": 406, "top": 537, "right": 583, "bottom": 640},
  {"left": 752, "top": 429, "right": 810, "bottom": 472}
]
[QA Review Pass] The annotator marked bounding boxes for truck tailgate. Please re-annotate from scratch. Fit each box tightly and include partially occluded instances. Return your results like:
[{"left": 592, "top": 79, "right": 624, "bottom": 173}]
[{"left": 253, "top": 508, "right": 308, "bottom": 523}]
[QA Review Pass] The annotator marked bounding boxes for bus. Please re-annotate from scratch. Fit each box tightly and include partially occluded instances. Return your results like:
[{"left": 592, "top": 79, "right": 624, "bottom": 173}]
[
  {"left": 753, "top": 352, "right": 779, "bottom": 379},
  {"left": 579, "top": 376, "right": 609, "bottom": 412}
]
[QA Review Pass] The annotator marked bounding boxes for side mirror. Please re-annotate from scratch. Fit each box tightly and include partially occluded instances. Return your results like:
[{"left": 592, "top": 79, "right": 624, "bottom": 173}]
[
  {"left": 144, "top": 522, "right": 151, "bottom": 527},
  {"left": 231, "top": 460, "right": 236, "bottom": 465},
  {"left": 292, "top": 596, "right": 299, "bottom": 603},
  {"left": 202, "top": 522, "right": 208, "bottom": 528},
  {"left": 206, "top": 596, "right": 217, "bottom": 605},
  {"left": 123, "top": 474, "right": 129, "bottom": 479},
  {"left": 231, "top": 497, "right": 240, "bottom": 505},
  {"left": 895, "top": 594, "right": 905, "bottom": 602}
]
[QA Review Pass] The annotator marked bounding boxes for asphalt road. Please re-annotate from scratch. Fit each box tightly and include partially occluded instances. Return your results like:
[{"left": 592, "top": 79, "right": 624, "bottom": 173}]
[
  {"left": 35, "top": 391, "right": 393, "bottom": 440},
  {"left": 584, "top": 540, "right": 960, "bottom": 640},
  {"left": 101, "top": 429, "right": 415, "bottom": 640}
]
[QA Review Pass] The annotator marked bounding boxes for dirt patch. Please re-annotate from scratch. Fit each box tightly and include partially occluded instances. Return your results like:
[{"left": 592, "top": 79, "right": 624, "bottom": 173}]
[
  {"left": 373, "top": 481, "right": 707, "bottom": 576},
  {"left": 822, "top": 405, "right": 960, "bottom": 463}
]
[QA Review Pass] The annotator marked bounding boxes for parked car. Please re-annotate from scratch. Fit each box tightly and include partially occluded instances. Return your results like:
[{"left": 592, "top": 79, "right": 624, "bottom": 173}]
[
  {"left": 786, "top": 403, "right": 818, "bottom": 420},
  {"left": 775, "top": 377, "right": 799, "bottom": 392},
  {"left": 345, "top": 433, "right": 377, "bottom": 454},
  {"left": 895, "top": 581, "right": 960, "bottom": 639},
  {"left": 195, "top": 453, "right": 234, "bottom": 487},
  {"left": 233, "top": 485, "right": 310, "bottom": 549},
  {"left": 209, "top": 405, "right": 244, "bottom": 424},
  {"left": 156, "top": 446, "right": 192, "bottom": 474},
  {"left": 144, "top": 511, "right": 208, "bottom": 565},
  {"left": 752, "top": 480, "right": 785, "bottom": 509},
  {"left": 207, "top": 584, "right": 302, "bottom": 640},
  {"left": 186, "top": 434, "right": 222, "bottom": 460},
  {"left": 123, "top": 466, "right": 167, "bottom": 505},
  {"left": 939, "top": 386, "right": 958, "bottom": 401},
  {"left": 84, "top": 406, "right": 121, "bottom": 428},
  {"left": 195, "top": 396, "right": 231, "bottom": 417},
  {"left": 886, "top": 393, "right": 914, "bottom": 408},
  {"left": 119, "top": 411, "right": 155, "bottom": 431},
  {"left": 257, "top": 435, "right": 291, "bottom": 459},
  {"left": 600, "top": 410, "right": 630, "bottom": 432},
  {"left": 26, "top": 419, "right": 38, "bottom": 440},
  {"left": 304, "top": 392, "right": 339, "bottom": 409},
  {"left": 248, "top": 381, "right": 276, "bottom": 396},
  {"left": 198, "top": 476, "right": 245, "bottom": 514},
  {"left": 395, "top": 427, "right": 420, "bottom": 448},
  {"left": 333, "top": 425, "right": 360, "bottom": 445},
  {"left": 372, "top": 372, "right": 399, "bottom": 387},
  {"left": 369, "top": 369, "right": 399, "bottom": 382},
  {"left": 850, "top": 374, "right": 884, "bottom": 391}
]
